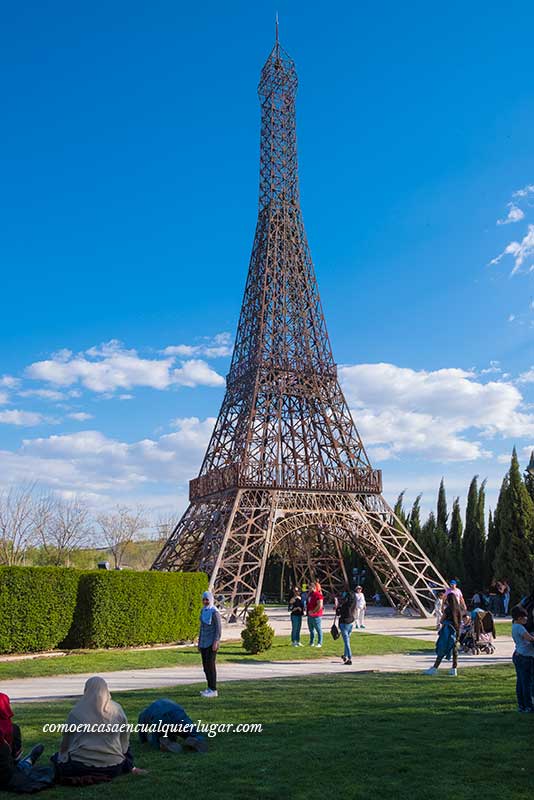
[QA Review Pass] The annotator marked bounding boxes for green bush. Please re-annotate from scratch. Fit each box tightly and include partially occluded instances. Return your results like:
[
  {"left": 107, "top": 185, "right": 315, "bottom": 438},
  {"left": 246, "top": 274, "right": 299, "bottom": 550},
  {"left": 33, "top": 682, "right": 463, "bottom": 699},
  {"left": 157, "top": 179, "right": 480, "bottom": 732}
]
[
  {"left": 0, "top": 566, "right": 80, "bottom": 653},
  {"left": 67, "top": 570, "right": 207, "bottom": 648},
  {"left": 241, "top": 605, "right": 275, "bottom": 654}
]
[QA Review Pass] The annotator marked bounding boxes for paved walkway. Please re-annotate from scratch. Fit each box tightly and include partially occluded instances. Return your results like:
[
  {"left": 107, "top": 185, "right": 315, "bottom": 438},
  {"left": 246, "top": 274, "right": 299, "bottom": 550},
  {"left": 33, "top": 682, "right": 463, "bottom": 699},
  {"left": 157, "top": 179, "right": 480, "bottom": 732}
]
[{"left": 2, "top": 608, "right": 513, "bottom": 704}]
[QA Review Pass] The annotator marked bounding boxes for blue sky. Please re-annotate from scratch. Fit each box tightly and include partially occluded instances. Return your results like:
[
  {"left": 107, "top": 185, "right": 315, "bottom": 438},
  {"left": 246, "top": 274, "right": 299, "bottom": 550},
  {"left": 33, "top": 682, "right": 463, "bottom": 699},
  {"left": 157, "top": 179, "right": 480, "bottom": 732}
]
[{"left": 2, "top": 0, "right": 534, "bottom": 525}]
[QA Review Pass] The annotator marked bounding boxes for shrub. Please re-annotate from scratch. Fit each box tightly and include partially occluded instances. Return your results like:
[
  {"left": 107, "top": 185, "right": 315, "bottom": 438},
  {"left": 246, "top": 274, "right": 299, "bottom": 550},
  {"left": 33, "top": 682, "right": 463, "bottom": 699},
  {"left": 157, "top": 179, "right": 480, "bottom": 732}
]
[
  {"left": 67, "top": 570, "right": 207, "bottom": 648},
  {"left": 0, "top": 566, "right": 80, "bottom": 653},
  {"left": 241, "top": 604, "right": 274, "bottom": 654}
]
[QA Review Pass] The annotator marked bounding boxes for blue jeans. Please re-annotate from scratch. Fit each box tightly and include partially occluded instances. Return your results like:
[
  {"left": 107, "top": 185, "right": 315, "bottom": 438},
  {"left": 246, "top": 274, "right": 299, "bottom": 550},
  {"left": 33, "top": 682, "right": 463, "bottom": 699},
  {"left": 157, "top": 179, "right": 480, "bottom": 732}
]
[
  {"left": 291, "top": 614, "right": 302, "bottom": 643},
  {"left": 513, "top": 652, "right": 534, "bottom": 710},
  {"left": 339, "top": 622, "right": 353, "bottom": 659},
  {"left": 307, "top": 616, "right": 322, "bottom": 645}
]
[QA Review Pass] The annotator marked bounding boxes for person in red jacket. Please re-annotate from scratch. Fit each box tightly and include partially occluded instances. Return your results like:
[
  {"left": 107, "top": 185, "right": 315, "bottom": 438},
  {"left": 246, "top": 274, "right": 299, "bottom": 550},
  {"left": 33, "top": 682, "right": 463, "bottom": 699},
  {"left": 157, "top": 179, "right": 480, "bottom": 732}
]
[{"left": 307, "top": 581, "right": 324, "bottom": 648}]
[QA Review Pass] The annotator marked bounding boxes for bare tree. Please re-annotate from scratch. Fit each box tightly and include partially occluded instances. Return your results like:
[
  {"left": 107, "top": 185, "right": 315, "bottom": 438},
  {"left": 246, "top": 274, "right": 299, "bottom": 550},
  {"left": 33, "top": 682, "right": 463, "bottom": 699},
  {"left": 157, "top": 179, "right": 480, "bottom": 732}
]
[
  {"left": 96, "top": 506, "right": 147, "bottom": 569},
  {"left": 38, "top": 496, "right": 94, "bottom": 566},
  {"left": 0, "top": 484, "right": 39, "bottom": 565}
]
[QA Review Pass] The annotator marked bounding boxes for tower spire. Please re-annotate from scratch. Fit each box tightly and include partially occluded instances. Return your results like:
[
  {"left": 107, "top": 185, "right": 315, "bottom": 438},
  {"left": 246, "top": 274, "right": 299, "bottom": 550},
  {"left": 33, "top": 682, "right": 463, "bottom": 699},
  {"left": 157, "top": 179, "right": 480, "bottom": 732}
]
[{"left": 275, "top": 12, "right": 279, "bottom": 46}]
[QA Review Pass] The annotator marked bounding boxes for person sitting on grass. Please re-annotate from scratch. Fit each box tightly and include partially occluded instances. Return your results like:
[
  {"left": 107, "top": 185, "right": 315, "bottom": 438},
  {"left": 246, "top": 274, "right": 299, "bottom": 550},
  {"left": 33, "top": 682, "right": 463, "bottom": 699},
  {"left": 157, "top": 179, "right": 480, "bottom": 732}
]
[
  {"left": 306, "top": 581, "right": 324, "bottom": 648},
  {"left": 0, "top": 693, "right": 50, "bottom": 792},
  {"left": 198, "top": 591, "right": 222, "bottom": 699},
  {"left": 138, "top": 699, "right": 207, "bottom": 753},
  {"left": 51, "top": 676, "right": 147, "bottom": 783},
  {"left": 288, "top": 586, "right": 305, "bottom": 647},
  {"left": 511, "top": 605, "right": 534, "bottom": 713},
  {"left": 337, "top": 590, "right": 356, "bottom": 665},
  {"left": 424, "top": 593, "right": 461, "bottom": 677}
]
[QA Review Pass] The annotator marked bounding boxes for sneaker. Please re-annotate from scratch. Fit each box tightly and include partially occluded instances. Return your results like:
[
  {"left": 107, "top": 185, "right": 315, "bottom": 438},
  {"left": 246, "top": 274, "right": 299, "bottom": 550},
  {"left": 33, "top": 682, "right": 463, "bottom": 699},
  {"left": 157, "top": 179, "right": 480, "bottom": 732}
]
[
  {"left": 28, "top": 745, "right": 44, "bottom": 765},
  {"left": 360, "top": 625, "right": 366, "bottom": 629},
  {"left": 159, "top": 737, "right": 183, "bottom": 754},
  {"left": 342, "top": 655, "right": 347, "bottom": 663},
  {"left": 291, "top": 642, "right": 297, "bottom": 647},
  {"left": 297, "top": 642, "right": 303, "bottom": 647},
  {"left": 200, "top": 689, "right": 212, "bottom": 697},
  {"left": 201, "top": 689, "right": 218, "bottom": 698},
  {"left": 423, "top": 667, "right": 438, "bottom": 675},
  {"left": 448, "top": 668, "right": 458, "bottom": 677},
  {"left": 309, "top": 642, "right": 315, "bottom": 647},
  {"left": 345, "top": 659, "right": 352, "bottom": 665},
  {"left": 315, "top": 644, "right": 322, "bottom": 648},
  {"left": 184, "top": 736, "right": 209, "bottom": 754}
]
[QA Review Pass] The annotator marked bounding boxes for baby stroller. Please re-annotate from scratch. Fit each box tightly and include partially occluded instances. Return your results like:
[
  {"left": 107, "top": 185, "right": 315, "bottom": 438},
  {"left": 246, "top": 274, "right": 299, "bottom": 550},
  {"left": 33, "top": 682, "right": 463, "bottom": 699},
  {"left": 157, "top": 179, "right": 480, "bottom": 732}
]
[{"left": 462, "top": 611, "right": 496, "bottom": 655}]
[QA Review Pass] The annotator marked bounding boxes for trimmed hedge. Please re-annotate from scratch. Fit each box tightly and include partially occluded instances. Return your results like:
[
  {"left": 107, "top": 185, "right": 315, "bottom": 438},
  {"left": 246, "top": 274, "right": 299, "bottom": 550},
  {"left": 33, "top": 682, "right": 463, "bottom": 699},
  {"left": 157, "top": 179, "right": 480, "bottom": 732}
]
[
  {"left": 0, "top": 566, "right": 80, "bottom": 653},
  {"left": 0, "top": 566, "right": 207, "bottom": 653},
  {"left": 66, "top": 570, "right": 208, "bottom": 649}
]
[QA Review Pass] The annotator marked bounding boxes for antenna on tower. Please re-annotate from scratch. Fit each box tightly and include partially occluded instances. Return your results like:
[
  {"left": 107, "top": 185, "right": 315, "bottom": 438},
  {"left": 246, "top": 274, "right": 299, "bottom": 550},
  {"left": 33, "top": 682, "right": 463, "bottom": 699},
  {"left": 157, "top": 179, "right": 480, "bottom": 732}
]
[{"left": 275, "top": 12, "right": 279, "bottom": 45}]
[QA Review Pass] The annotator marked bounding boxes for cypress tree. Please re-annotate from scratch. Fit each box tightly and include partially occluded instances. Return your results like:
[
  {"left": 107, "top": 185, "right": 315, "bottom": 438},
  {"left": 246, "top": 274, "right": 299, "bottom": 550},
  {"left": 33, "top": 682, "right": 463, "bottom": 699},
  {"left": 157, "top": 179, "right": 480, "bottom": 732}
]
[
  {"left": 421, "top": 511, "right": 437, "bottom": 563},
  {"left": 394, "top": 491, "right": 407, "bottom": 528},
  {"left": 448, "top": 497, "right": 463, "bottom": 580},
  {"left": 524, "top": 450, "right": 534, "bottom": 505},
  {"left": 462, "top": 476, "right": 485, "bottom": 594},
  {"left": 409, "top": 495, "right": 422, "bottom": 544},
  {"left": 437, "top": 478, "right": 448, "bottom": 536},
  {"left": 493, "top": 448, "right": 534, "bottom": 602},
  {"left": 485, "top": 506, "right": 500, "bottom": 587}
]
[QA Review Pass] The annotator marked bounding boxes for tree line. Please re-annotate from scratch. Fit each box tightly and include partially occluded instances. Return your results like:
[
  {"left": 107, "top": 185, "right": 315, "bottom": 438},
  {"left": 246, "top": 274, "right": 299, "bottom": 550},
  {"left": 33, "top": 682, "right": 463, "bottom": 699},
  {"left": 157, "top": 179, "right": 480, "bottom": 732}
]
[
  {"left": 396, "top": 448, "right": 534, "bottom": 602},
  {"left": 0, "top": 484, "right": 175, "bottom": 570}
]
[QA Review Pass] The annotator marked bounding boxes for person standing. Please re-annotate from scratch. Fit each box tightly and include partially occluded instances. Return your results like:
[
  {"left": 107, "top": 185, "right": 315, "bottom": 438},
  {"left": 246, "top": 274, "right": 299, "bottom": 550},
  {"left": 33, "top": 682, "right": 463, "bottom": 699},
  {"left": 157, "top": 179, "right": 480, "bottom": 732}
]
[
  {"left": 198, "top": 591, "right": 222, "bottom": 698},
  {"left": 433, "top": 590, "right": 446, "bottom": 631},
  {"left": 307, "top": 581, "right": 324, "bottom": 648},
  {"left": 337, "top": 591, "right": 356, "bottom": 665},
  {"left": 511, "top": 605, "right": 534, "bottom": 712},
  {"left": 288, "top": 587, "right": 305, "bottom": 646},
  {"left": 503, "top": 580, "right": 511, "bottom": 616},
  {"left": 445, "top": 579, "right": 466, "bottom": 612},
  {"left": 424, "top": 593, "right": 462, "bottom": 677},
  {"left": 354, "top": 586, "right": 367, "bottom": 629}
]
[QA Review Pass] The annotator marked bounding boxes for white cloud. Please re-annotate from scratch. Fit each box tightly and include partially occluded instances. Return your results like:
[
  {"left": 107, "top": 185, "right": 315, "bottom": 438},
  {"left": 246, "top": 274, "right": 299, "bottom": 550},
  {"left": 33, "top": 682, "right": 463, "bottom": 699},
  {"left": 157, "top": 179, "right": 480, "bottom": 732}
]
[
  {"left": 512, "top": 184, "right": 534, "bottom": 199},
  {"left": 497, "top": 203, "right": 525, "bottom": 225},
  {"left": 339, "top": 362, "right": 534, "bottom": 462},
  {"left": 489, "top": 224, "right": 534, "bottom": 275},
  {"left": 480, "top": 360, "right": 501, "bottom": 375},
  {"left": 19, "top": 388, "right": 66, "bottom": 401},
  {"left": 67, "top": 412, "right": 94, "bottom": 421},
  {"left": 26, "top": 340, "right": 224, "bottom": 394},
  {"left": 0, "top": 376, "right": 20, "bottom": 389},
  {"left": 0, "top": 419, "right": 216, "bottom": 508},
  {"left": 0, "top": 392, "right": 8, "bottom": 406},
  {"left": 0, "top": 410, "right": 45, "bottom": 426},
  {"left": 508, "top": 314, "right": 516, "bottom": 322},
  {"left": 162, "top": 332, "right": 232, "bottom": 359}
]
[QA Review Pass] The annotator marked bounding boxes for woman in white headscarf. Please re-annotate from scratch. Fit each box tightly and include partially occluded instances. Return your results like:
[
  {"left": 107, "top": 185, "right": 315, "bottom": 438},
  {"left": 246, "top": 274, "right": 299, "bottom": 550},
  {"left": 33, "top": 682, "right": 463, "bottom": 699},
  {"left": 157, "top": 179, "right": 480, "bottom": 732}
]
[
  {"left": 198, "top": 591, "right": 222, "bottom": 698},
  {"left": 52, "top": 676, "right": 146, "bottom": 780}
]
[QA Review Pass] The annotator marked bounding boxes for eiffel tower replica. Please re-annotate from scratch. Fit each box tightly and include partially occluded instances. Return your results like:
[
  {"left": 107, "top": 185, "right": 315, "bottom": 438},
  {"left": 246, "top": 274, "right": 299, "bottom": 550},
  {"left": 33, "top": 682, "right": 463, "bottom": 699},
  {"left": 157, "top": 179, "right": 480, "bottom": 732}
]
[{"left": 153, "top": 30, "right": 445, "bottom": 617}]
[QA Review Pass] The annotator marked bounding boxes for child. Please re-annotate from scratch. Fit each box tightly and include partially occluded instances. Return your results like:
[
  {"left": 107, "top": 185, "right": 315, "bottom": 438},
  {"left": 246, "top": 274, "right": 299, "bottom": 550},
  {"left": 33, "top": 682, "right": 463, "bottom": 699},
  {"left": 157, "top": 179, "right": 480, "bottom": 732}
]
[
  {"left": 459, "top": 613, "right": 473, "bottom": 648},
  {"left": 433, "top": 590, "right": 446, "bottom": 631},
  {"left": 511, "top": 605, "right": 534, "bottom": 712},
  {"left": 354, "top": 586, "right": 367, "bottom": 629}
]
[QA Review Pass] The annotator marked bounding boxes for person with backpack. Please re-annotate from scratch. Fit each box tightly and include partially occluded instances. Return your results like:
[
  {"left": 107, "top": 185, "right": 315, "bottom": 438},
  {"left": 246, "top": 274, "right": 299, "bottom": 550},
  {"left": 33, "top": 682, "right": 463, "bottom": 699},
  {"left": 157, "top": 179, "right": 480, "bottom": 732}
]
[{"left": 511, "top": 605, "right": 534, "bottom": 712}]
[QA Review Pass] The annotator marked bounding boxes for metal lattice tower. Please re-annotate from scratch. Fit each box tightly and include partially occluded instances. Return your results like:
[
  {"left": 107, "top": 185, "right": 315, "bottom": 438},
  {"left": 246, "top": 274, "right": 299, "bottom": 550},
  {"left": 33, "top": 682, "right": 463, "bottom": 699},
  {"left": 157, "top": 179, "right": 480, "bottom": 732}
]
[{"left": 152, "top": 32, "right": 445, "bottom": 616}]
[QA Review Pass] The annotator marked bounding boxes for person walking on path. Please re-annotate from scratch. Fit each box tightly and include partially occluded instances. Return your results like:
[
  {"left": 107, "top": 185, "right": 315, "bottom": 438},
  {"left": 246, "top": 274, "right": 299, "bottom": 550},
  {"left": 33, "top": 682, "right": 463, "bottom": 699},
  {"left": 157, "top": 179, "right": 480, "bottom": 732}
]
[
  {"left": 354, "top": 586, "right": 367, "bottom": 629},
  {"left": 288, "top": 587, "right": 305, "bottom": 646},
  {"left": 424, "top": 593, "right": 462, "bottom": 677},
  {"left": 337, "top": 591, "right": 357, "bottom": 665},
  {"left": 307, "top": 581, "right": 324, "bottom": 647},
  {"left": 198, "top": 591, "right": 222, "bottom": 699},
  {"left": 433, "top": 590, "right": 446, "bottom": 631},
  {"left": 511, "top": 605, "right": 534, "bottom": 712}
]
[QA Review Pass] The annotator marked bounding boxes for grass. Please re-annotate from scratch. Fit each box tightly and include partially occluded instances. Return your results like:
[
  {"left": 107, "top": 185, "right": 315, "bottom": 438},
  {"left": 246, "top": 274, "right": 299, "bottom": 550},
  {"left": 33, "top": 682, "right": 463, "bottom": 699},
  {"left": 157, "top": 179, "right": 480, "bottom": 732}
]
[
  {"left": 0, "top": 633, "right": 433, "bottom": 680},
  {"left": 7, "top": 666, "right": 533, "bottom": 800}
]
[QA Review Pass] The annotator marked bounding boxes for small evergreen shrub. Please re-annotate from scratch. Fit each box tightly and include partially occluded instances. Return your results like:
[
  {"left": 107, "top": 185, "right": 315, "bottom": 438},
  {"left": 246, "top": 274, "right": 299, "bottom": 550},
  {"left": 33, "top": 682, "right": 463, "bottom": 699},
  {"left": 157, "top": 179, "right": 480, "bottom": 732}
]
[{"left": 241, "top": 604, "right": 275, "bottom": 654}]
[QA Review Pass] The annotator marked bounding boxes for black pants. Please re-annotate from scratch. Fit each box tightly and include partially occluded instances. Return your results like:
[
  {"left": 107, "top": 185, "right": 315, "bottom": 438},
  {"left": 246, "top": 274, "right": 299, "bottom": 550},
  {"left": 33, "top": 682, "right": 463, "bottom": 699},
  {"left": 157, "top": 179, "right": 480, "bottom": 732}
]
[
  {"left": 200, "top": 646, "right": 217, "bottom": 690},
  {"left": 51, "top": 748, "right": 134, "bottom": 780}
]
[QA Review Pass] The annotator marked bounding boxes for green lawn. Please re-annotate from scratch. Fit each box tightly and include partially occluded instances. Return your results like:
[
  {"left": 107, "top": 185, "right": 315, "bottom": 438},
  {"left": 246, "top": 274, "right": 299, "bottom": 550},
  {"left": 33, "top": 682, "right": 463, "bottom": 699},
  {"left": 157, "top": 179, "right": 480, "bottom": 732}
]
[
  {"left": 0, "top": 633, "right": 433, "bottom": 680},
  {"left": 5, "top": 666, "right": 532, "bottom": 800}
]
